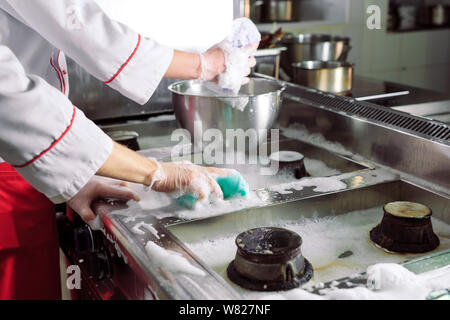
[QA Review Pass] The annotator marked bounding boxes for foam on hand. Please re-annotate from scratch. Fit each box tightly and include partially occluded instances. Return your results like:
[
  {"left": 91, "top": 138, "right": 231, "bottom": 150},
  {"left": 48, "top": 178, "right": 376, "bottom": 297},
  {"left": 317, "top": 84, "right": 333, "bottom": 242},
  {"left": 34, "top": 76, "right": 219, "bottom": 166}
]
[
  {"left": 176, "top": 171, "right": 249, "bottom": 209},
  {"left": 203, "top": 17, "right": 261, "bottom": 111}
]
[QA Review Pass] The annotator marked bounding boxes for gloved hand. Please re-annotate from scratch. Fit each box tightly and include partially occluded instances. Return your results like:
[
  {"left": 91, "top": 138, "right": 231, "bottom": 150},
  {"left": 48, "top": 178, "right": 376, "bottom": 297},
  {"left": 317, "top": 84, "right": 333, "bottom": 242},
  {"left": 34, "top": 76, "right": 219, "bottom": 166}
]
[
  {"left": 199, "top": 18, "right": 260, "bottom": 92},
  {"left": 148, "top": 160, "right": 235, "bottom": 201},
  {"left": 199, "top": 45, "right": 257, "bottom": 84},
  {"left": 68, "top": 177, "right": 140, "bottom": 224}
]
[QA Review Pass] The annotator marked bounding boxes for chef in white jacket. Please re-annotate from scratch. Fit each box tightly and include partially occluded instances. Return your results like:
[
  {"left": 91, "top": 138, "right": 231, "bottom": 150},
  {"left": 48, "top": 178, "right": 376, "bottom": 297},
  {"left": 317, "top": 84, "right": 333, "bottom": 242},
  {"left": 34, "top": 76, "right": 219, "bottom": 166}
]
[{"left": 0, "top": 0, "right": 257, "bottom": 299}]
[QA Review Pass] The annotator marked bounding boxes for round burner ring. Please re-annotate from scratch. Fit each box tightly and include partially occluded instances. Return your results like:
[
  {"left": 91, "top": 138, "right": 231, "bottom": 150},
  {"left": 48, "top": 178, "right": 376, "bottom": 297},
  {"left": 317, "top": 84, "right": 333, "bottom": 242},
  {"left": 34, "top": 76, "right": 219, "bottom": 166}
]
[
  {"left": 227, "top": 227, "right": 313, "bottom": 291},
  {"left": 370, "top": 201, "right": 440, "bottom": 253},
  {"left": 269, "top": 151, "right": 308, "bottom": 179}
]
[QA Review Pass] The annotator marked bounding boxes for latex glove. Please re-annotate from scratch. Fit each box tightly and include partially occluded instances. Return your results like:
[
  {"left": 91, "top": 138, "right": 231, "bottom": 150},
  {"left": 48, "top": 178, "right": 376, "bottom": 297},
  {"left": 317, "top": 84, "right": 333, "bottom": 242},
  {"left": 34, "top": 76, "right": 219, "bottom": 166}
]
[
  {"left": 199, "top": 47, "right": 226, "bottom": 81},
  {"left": 199, "top": 45, "right": 257, "bottom": 83},
  {"left": 68, "top": 178, "right": 140, "bottom": 224},
  {"left": 200, "top": 18, "right": 260, "bottom": 94},
  {"left": 149, "top": 160, "right": 238, "bottom": 201}
]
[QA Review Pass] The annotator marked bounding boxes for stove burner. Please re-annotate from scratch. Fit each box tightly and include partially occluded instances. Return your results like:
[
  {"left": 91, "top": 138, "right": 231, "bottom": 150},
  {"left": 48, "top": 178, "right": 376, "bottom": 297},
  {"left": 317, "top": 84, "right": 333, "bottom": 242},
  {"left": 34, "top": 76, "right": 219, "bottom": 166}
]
[
  {"left": 269, "top": 151, "right": 308, "bottom": 179},
  {"left": 227, "top": 227, "right": 313, "bottom": 291},
  {"left": 370, "top": 201, "right": 440, "bottom": 253}
]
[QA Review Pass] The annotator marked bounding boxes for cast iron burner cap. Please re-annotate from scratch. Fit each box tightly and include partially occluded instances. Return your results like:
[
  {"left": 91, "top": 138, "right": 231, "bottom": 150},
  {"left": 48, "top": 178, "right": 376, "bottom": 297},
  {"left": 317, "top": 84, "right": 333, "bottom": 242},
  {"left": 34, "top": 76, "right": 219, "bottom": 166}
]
[
  {"left": 370, "top": 201, "right": 440, "bottom": 254},
  {"left": 227, "top": 227, "right": 313, "bottom": 291},
  {"left": 269, "top": 151, "right": 308, "bottom": 179}
]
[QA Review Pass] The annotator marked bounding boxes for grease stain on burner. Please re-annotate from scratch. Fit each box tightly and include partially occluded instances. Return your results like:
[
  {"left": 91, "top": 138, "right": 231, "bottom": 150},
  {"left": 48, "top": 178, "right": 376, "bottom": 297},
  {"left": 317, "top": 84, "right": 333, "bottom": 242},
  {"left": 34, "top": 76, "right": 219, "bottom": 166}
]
[{"left": 227, "top": 227, "right": 313, "bottom": 291}]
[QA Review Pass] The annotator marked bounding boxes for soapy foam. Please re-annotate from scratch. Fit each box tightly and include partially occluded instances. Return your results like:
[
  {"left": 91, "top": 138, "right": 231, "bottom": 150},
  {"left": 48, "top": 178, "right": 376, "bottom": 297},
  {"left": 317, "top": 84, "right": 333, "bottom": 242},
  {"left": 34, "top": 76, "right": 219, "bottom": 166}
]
[
  {"left": 170, "top": 150, "right": 342, "bottom": 190},
  {"left": 268, "top": 176, "right": 347, "bottom": 194},
  {"left": 173, "top": 190, "right": 265, "bottom": 220},
  {"left": 183, "top": 206, "right": 450, "bottom": 299},
  {"left": 144, "top": 241, "right": 206, "bottom": 277},
  {"left": 132, "top": 221, "right": 160, "bottom": 239},
  {"left": 263, "top": 263, "right": 450, "bottom": 300},
  {"left": 110, "top": 186, "right": 264, "bottom": 222},
  {"left": 282, "top": 124, "right": 355, "bottom": 158}
]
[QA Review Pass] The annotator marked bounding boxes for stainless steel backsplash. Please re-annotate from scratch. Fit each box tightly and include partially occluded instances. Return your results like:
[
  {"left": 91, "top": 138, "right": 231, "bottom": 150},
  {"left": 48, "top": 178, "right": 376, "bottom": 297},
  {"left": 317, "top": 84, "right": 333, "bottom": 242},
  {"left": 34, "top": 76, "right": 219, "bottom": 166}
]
[{"left": 67, "top": 57, "right": 177, "bottom": 122}]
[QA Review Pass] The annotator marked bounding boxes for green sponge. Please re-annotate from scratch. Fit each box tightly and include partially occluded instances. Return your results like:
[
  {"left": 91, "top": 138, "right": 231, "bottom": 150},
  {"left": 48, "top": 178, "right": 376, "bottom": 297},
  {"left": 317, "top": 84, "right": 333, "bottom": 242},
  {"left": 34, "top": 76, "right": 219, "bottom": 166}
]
[{"left": 176, "top": 172, "right": 248, "bottom": 209}]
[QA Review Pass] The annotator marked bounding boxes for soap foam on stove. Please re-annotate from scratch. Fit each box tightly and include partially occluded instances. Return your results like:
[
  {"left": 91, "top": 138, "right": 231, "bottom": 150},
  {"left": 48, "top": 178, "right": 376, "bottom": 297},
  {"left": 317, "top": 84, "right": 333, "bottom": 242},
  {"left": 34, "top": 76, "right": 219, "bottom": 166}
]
[
  {"left": 282, "top": 124, "right": 355, "bottom": 157},
  {"left": 262, "top": 264, "right": 450, "bottom": 300},
  {"left": 268, "top": 176, "right": 347, "bottom": 194},
  {"left": 173, "top": 190, "right": 265, "bottom": 220},
  {"left": 132, "top": 221, "right": 160, "bottom": 239},
  {"left": 183, "top": 207, "right": 450, "bottom": 300},
  {"left": 144, "top": 241, "right": 206, "bottom": 277}
]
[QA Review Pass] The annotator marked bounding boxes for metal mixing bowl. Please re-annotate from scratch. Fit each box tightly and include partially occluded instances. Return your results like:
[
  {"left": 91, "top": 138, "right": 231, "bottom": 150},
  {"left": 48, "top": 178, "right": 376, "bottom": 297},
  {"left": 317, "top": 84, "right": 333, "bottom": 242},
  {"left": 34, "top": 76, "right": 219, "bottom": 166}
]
[{"left": 168, "top": 78, "right": 285, "bottom": 150}]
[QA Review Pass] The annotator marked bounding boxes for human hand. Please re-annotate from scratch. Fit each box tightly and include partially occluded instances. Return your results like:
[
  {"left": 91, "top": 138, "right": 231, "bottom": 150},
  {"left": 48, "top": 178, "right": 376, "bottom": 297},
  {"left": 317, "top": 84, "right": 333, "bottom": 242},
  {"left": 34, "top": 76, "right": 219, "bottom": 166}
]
[
  {"left": 148, "top": 160, "right": 237, "bottom": 200},
  {"left": 199, "top": 44, "right": 258, "bottom": 84},
  {"left": 241, "top": 43, "right": 258, "bottom": 85},
  {"left": 68, "top": 178, "right": 140, "bottom": 223}
]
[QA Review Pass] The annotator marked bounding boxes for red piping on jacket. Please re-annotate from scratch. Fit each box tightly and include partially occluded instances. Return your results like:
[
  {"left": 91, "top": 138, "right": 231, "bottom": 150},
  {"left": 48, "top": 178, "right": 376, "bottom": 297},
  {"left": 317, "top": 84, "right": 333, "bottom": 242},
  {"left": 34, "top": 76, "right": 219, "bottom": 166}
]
[
  {"left": 104, "top": 34, "right": 141, "bottom": 84},
  {"left": 13, "top": 106, "right": 77, "bottom": 169},
  {"left": 50, "top": 56, "right": 64, "bottom": 93},
  {"left": 56, "top": 51, "right": 66, "bottom": 94}
]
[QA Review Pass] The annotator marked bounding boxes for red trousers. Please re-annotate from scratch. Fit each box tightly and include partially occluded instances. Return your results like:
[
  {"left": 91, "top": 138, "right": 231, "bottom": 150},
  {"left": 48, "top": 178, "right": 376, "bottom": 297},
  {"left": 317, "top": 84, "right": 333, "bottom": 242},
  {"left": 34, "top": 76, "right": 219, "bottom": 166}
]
[{"left": 0, "top": 163, "right": 61, "bottom": 300}]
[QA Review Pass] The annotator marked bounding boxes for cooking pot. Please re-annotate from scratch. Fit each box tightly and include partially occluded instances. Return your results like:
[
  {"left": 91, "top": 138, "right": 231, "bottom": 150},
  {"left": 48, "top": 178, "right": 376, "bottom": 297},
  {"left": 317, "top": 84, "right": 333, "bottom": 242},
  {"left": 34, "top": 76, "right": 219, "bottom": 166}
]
[
  {"left": 292, "top": 60, "right": 354, "bottom": 94},
  {"left": 263, "top": 0, "right": 300, "bottom": 22},
  {"left": 279, "top": 34, "right": 351, "bottom": 77}
]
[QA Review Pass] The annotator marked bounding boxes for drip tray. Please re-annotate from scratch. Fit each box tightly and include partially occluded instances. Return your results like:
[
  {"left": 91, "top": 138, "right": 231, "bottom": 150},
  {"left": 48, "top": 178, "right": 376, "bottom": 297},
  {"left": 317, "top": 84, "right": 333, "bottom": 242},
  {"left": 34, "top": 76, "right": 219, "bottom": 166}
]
[
  {"left": 163, "top": 138, "right": 370, "bottom": 190},
  {"left": 168, "top": 180, "right": 450, "bottom": 294}
]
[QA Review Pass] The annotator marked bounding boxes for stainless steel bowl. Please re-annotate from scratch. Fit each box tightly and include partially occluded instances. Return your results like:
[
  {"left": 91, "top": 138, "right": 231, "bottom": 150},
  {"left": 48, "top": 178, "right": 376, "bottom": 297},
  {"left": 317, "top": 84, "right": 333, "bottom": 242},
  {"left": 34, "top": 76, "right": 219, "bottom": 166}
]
[
  {"left": 292, "top": 60, "right": 354, "bottom": 94},
  {"left": 168, "top": 78, "right": 285, "bottom": 150},
  {"left": 280, "top": 34, "right": 351, "bottom": 77}
]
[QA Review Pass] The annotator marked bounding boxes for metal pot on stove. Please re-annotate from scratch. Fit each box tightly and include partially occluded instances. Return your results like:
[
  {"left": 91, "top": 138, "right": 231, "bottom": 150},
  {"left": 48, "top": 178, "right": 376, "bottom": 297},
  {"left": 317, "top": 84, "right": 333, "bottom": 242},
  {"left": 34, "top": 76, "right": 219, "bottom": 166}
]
[
  {"left": 292, "top": 60, "right": 354, "bottom": 94},
  {"left": 279, "top": 33, "right": 352, "bottom": 77}
]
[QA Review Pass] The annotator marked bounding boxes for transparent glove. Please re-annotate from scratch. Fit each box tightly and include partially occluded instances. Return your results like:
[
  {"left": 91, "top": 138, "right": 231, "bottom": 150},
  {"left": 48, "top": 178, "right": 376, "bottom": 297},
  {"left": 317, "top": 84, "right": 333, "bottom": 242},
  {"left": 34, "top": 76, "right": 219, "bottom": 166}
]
[
  {"left": 148, "top": 160, "right": 238, "bottom": 201},
  {"left": 68, "top": 178, "right": 140, "bottom": 224},
  {"left": 199, "top": 45, "right": 257, "bottom": 84},
  {"left": 199, "top": 47, "right": 226, "bottom": 81},
  {"left": 199, "top": 18, "right": 260, "bottom": 94}
]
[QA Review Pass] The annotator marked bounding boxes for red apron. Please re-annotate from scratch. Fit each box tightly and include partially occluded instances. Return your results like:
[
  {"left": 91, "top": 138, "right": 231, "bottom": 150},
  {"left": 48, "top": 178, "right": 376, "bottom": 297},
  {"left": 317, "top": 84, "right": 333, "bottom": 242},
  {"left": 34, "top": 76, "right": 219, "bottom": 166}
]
[{"left": 0, "top": 163, "right": 61, "bottom": 300}]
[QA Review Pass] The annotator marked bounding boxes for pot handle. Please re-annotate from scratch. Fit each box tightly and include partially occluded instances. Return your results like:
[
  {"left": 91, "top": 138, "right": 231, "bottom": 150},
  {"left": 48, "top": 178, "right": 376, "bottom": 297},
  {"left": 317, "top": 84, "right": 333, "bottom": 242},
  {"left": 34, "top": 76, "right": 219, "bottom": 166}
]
[{"left": 338, "top": 45, "right": 352, "bottom": 61}]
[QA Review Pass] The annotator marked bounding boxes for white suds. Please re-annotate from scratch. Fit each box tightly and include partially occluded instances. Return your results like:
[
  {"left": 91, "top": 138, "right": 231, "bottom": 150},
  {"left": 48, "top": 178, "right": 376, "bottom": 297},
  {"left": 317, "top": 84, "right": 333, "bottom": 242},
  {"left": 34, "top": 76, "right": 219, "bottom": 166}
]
[
  {"left": 132, "top": 221, "right": 160, "bottom": 239},
  {"left": 268, "top": 176, "right": 347, "bottom": 194},
  {"left": 182, "top": 207, "right": 450, "bottom": 299},
  {"left": 281, "top": 124, "right": 355, "bottom": 157},
  {"left": 144, "top": 242, "right": 206, "bottom": 277},
  {"left": 173, "top": 190, "right": 265, "bottom": 220}
]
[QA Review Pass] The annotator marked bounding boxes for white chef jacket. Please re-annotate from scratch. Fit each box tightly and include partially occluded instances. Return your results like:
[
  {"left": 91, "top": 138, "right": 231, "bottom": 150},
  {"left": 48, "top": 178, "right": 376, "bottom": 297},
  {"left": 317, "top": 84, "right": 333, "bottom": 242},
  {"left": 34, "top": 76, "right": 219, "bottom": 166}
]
[{"left": 0, "top": 0, "right": 174, "bottom": 203}]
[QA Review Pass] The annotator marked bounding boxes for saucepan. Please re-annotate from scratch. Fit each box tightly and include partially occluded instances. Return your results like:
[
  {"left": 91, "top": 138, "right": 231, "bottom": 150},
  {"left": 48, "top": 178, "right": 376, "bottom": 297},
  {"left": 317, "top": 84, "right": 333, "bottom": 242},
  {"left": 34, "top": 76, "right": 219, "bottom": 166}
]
[
  {"left": 292, "top": 60, "right": 354, "bottom": 94},
  {"left": 279, "top": 33, "right": 351, "bottom": 77}
]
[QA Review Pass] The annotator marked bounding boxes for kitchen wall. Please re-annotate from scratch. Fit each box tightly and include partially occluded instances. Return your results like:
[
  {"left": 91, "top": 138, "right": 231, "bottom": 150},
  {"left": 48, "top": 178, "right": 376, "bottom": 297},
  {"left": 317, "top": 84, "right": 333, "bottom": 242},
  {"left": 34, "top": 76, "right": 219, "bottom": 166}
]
[
  {"left": 360, "top": 0, "right": 450, "bottom": 93},
  {"left": 251, "top": 0, "right": 450, "bottom": 93}
]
